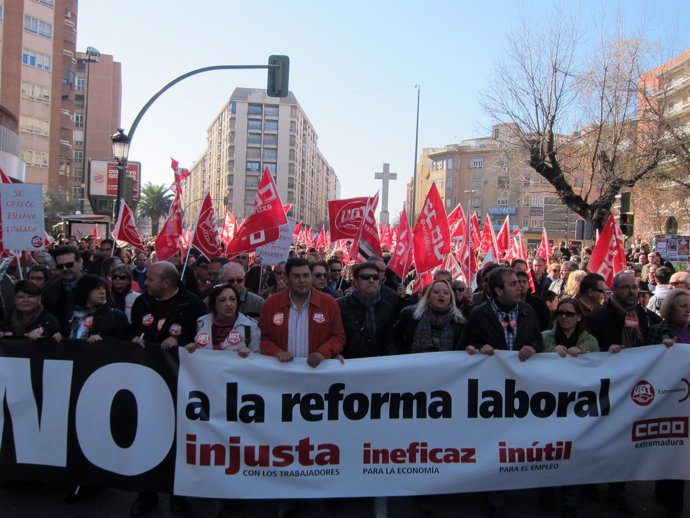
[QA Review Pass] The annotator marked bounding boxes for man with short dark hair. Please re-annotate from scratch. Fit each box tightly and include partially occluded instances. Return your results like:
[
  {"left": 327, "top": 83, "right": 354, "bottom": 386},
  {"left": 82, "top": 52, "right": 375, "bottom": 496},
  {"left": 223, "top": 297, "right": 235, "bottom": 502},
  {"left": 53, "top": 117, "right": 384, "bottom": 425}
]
[
  {"left": 327, "top": 257, "right": 349, "bottom": 295},
  {"left": 259, "top": 258, "right": 345, "bottom": 367},
  {"left": 42, "top": 245, "right": 84, "bottom": 334},
  {"left": 338, "top": 262, "right": 396, "bottom": 358},
  {"left": 530, "top": 257, "right": 551, "bottom": 298},
  {"left": 576, "top": 273, "right": 607, "bottom": 317},
  {"left": 647, "top": 266, "right": 673, "bottom": 315},
  {"left": 515, "top": 270, "right": 550, "bottom": 331},
  {"left": 220, "top": 262, "right": 264, "bottom": 319}
]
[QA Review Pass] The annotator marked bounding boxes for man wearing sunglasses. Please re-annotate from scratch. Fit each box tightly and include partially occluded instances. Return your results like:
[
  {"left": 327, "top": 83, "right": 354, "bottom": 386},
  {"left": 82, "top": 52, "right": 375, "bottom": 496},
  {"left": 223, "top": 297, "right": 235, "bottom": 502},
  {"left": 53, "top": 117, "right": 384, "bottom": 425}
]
[
  {"left": 42, "top": 245, "right": 84, "bottom": 334},
  {"left": 327, "top": 257, "right": 349, "bottom": 296},
  {"left": 337, "top": 262, "right": 396, "bottom": 358},
  {"left": 575, "top": 273, "right": 607, "bottom": 317},
  {"left": 220, "top": 262, "right": 264, "bottom": 319}
]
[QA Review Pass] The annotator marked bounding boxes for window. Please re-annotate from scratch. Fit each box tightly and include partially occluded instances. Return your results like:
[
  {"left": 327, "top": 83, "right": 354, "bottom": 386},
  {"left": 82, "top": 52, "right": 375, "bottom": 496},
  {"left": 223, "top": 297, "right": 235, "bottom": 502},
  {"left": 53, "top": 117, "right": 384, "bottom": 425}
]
[
  {"left": 446, "top": 177, "right": 453, "bottom": 188},
  {"left": 19, "top": 115, "right": 49, "bottom": 135},
  {"left": 288, "top": 178, "right": 296, "bottom": 190},
  {"left": 74, "top": 150, "right": 83, "bottom": 162},
  {"left": 530, "top": 194, "right": 544, "bottom": 207},
  {"left": 497, "top": 176, "right": 509, "bottom": 190},
  {"left": 263, "top": 149, "right": 277, "bottom": 160},
  {"left": 247, "top": 133, "right": 261, "bottom": 145},
  {"left": 22, "top": 49, "right": 52, "bottom": 71},
  {"left": 24, "top": 16, "right": 53, "bottom": 38},
  {"left": 73, "top": 113, "right": 84, "bottom": 128},
  {"left": 471, "top": 196, "right": 482, "bottom": 209},
  {"left": 245, "top": 175, "right": 259, "bottom": 188},
  {"left": 248, "top": 104, "right": 262, "bottom": 115},
  {"left": 32, "top": 0, "right": 55, "bottom": 6},
  {"left": 496, "top": 195, "right": 509, "bottom": 208},
  {"left": 264, "top": 120, "right": 278, "bottom": 132},
  {"left": 263, "top": 135, "right": 277, "bottom": 146},
  {"left": 434, "top": 179, "right": 444, "bottom": 190},
  {"left": 523, "top": 217, "right": 529, "bottom": 227},
  {"left": 530, "top": 217, "right": 542, "bottom": 228},
  {"left": 470, "top": 158, "right": 484, "bottom": 169},
  {"left": 246, "top": 161, "right": 260, "bottom": 172},
  {"left": 247, "top": 119, "right": 262, "bottom": 130},
  {"left": 246, "top": 148, "right": 261, "bottom": 160},
  {"left": 445, "top": 198, "right": 453, "bottom": 209},
  {"left": 432, "top": 160, "right": 444, "bottom": 171},
  {"left": 76, "top": 77, "right": 86, "bottom": 91},
  {"left": 21, "top": 82, "right": 51, "bottom": 102},
  {"left": 471, "top": 177, "right": 483, "bottom": 190},
  {"left": 289, "top": 149, "right": 296, "bottom": 161},
  {"left": 290, "top": 121, "right": 297, "bottom": 133},
  {"left": 446, "top": 157, "right": 455, "bottom": 170},
  {"left": 264, "top": 163, "right": 276, "bottom": 175},
  {"left": 264, "top": 105, "right": 279, "bottom": 117},
  {"left": 21, "top": 150, "right": 49, "bottom": 167}
]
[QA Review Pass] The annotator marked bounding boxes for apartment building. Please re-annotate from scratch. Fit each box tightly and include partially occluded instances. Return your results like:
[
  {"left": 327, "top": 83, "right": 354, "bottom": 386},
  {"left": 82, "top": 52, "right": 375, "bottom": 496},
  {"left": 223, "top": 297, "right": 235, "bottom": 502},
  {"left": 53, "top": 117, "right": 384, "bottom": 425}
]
[
  {"left": 0, "top": 0, "right": 120, "bottom": 208},
  {"left": 187, "top": 88, "right": 337, "bottom": 227},
  {"left": 409, "top": 125, "right": 580, "bottom": 246}
]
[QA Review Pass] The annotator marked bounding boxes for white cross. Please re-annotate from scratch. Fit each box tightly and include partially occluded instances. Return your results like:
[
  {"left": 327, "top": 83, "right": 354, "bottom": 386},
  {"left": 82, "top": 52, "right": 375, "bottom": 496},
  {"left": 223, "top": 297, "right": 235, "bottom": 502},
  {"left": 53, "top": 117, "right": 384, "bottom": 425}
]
[{"left": 374, "top": 163, "right": 397, "bottom": 225}]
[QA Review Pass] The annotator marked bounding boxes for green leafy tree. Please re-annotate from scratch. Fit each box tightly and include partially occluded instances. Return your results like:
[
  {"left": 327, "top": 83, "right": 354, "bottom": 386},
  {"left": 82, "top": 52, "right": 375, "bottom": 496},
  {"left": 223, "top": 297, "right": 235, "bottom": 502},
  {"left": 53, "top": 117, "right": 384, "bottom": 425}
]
[
  {"left": 137, "top": 183, "right": 173, "bottom": 235},
  {"left": 44, "top": 188, "right": 80, "bottom": 230}
]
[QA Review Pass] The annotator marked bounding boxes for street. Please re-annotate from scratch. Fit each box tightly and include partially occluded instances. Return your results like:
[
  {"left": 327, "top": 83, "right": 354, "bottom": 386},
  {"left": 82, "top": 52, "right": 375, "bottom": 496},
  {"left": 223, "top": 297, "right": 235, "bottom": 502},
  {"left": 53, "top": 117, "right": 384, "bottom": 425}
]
[{"left": 0, "top": 480, "right": 683, "bottom": 517}]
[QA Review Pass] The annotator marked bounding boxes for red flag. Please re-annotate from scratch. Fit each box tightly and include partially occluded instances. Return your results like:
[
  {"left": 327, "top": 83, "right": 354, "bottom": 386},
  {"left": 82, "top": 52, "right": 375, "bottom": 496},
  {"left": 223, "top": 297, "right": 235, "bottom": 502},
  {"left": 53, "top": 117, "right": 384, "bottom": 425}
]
[
  {"left": 170, "top": 158, "right": 191, "bottom": 193},
  {"left": 328, "top": 197, "right": 370, "bottom": 241},
  {"left": 438, "top": 253, "right": 464, "bottom": 281},
  {"left": 190, "top": 191, "right": 222, "bottom": 260},
  {"left": 112, "top": 199, "right": 145, "bottom": 251},
  {"left": 292, "top": 220, "right": 302, "bottom": 241},
  {"left": 0, "top": 167, "right": 11, "bottom": 184},
  {"left": 380, "top": 223, "right": 393, "bottom": 249},
  {"left": 447, "top": 202, "right": 467, "bottom": 230},
  {"left": 350, "top": 193, "right": 382, "bottom": 263},
  {"left": 226, "top": 168, "right": 286, "bottom": 256},
  {"left": 179, "top": 227, "right": 192, "bottom": 256},
  {"left": 387, "top": 207, "right": 413, "bottom": 280},
  {"left": 587, "top": 214, "right": 627, "bottom": 286},
  {"left": 455, "top": 239, "right": 478, "bottom": 285},
  {"left": 495, "top": 215, "right": 510, "bottom": 259},
  {"left": 283, "top": 204, "right": 292, "bottom": 215},
  {"left": 411, "top": 184, "right": 451, "bottom": 274},
  {"left": 315, "top": 225, "right": 327, "bottom": 249},
  {"left": 155, "top": 191, "right": 183, "bottom": 261},
  {"left": 479, "top": 214, "right": 498, "bottom": 257},
  {"left": 220, "top": 209, "right": 237, "bottom": 247},
  {"left": 469, "top": 212, "right": 481, "bottom": 249},
  {"left": 536, "top": 227, "right": 553, "bottom": 260},
  {"left": 92, "top": 225, "right": 99, "bottom": 242}
]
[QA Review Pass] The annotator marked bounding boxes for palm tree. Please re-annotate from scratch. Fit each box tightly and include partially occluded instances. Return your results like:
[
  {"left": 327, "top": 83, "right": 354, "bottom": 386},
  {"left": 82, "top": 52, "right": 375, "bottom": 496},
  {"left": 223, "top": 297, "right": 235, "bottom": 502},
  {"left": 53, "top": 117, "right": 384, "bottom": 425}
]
[{"left": 137, "top": 183, "right": 173, "bottom": 235}]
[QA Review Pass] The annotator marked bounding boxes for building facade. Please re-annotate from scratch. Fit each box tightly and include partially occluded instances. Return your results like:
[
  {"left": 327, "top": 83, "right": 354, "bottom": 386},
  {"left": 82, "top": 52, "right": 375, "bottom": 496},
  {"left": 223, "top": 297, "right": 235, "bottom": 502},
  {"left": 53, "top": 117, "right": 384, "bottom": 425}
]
[
  {"left": 187, "top": 88, "right": 337, "bottom": 227},
  {"left": 0, "top": 0, "right": 120, "bottom": 208},
  {"left": 409, "top": 124, "right": 581, "bottom": 247}
]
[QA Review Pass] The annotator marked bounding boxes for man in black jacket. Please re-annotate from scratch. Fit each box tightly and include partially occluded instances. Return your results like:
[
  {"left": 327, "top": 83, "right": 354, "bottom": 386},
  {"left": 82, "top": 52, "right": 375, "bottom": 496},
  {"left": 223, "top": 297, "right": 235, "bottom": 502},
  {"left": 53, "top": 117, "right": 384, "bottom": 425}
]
[
  {"left": 42, "top": 245, "right": 84, "bottom": 334},
  {"left": 129, "top": 261, "right": 206, "bottom": 349},
  {"left": 585, "top": 270, "right": 647, "bottom": 515},
  {"left": 464, "top": 267, "right": 543, "bottom": 359},
  {"left": 337, "top": 262, "right": 396, "bottom": 358},
  {"left": 128, "top": 262, "right": 206, "bottom": 516}
]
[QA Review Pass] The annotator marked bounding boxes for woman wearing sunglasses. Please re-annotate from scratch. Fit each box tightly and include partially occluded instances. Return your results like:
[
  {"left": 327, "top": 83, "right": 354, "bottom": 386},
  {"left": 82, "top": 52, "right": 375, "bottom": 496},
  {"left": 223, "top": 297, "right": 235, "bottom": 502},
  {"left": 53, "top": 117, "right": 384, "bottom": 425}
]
[
  {"left": 542, "top": 297, "right": 599, "bottom": 357},
  {"left": 110, "top": 264, "right": 141, "bottom": 322}
]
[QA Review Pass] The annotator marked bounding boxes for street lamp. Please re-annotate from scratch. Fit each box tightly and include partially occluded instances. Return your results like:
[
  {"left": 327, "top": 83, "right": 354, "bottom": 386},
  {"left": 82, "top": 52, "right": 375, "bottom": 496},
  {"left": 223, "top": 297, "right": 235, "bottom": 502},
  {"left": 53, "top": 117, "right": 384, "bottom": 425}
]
[
  {"left": 411, "top": 84, "right": 421, "bottom": 225},
  {"left": 111, "top": 128, "right": 131, "bottom": 219}
]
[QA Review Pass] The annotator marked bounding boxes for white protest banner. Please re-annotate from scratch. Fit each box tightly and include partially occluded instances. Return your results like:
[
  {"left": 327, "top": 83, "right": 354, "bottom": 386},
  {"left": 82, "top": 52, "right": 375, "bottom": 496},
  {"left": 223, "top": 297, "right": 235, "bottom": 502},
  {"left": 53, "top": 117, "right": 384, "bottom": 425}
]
[
  {"left": 0, "top": 183, "right": 45, "bottom": 250},
  {"left": 174, "top": 345, "right": 690, "bottom": 498},
  {"left": 255, "top": 220, "right": 294, "bottom": 265}
]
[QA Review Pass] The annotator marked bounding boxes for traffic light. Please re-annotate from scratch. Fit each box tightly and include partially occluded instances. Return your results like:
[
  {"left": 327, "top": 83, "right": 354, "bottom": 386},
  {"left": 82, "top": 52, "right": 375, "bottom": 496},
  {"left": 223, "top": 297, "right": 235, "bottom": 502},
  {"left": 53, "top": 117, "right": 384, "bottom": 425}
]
[
  {"left": 267, "top": 55, "right": 290, "bottom": 97},
  {"left": 620, "top": 212, "right": 635, "bottom": 237}
]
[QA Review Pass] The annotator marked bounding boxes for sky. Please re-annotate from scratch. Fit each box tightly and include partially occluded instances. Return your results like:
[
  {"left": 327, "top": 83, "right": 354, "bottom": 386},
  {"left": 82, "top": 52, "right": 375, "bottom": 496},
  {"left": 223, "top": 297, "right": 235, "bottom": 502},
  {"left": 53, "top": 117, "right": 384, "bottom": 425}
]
[{"left": 76, "top": 0, "right": 689, "bottom": 221}]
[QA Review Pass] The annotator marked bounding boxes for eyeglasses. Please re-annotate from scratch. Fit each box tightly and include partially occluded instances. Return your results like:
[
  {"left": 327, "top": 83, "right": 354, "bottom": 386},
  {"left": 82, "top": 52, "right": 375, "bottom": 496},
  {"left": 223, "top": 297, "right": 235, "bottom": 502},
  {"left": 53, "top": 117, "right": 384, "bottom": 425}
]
[
  {"left": 56, "top": 262, "right": 75, "bottom": 270},
  {"left": 453, "top": 287, "right": 466, "bottom": 292},
  {"left": 358, "top": 274, "right": 379, "bottom": 281},
  {"left": 225, "top": 277, "right": 244, "bottom": 284},
  {"left": 550, "top": 269, "right": 560, "bottom": 273},
  {"left": 112, "top": 275, "right": 129, "bottom": 281},
  {"left": 557, "top": 310, "right": 578, "bottom": 317},
  {"left": 312, "top": 272, "right": 327, "bottom": 279}
]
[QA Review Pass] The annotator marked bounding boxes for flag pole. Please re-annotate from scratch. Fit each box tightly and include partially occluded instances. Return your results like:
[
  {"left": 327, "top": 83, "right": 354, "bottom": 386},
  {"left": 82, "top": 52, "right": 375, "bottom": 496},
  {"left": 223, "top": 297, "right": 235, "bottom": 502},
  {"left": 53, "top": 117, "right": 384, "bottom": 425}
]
[
  {"left": 111, "top": 198, "right": 125, "bottom": 257},
  {"left": 180, "top": 193, "right": 201, "bottom": 280}
]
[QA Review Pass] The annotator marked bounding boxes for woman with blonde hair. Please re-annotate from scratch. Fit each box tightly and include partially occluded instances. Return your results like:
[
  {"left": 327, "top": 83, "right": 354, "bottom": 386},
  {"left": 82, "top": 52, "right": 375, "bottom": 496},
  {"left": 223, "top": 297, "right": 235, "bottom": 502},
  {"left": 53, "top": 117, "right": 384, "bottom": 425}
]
[
  {"left": 563, "top": 270, "right": 587, "bottom": 298},
  {"left": 393, "top": 279, "right": 466, "bottom": 355}
]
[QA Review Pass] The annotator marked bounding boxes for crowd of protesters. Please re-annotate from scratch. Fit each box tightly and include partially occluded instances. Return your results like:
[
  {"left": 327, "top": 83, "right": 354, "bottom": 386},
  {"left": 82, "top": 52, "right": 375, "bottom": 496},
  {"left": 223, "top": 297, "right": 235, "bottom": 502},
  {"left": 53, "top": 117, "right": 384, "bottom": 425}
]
[{"left": 0, "top": 233, "right": 688, "bottom": 518}]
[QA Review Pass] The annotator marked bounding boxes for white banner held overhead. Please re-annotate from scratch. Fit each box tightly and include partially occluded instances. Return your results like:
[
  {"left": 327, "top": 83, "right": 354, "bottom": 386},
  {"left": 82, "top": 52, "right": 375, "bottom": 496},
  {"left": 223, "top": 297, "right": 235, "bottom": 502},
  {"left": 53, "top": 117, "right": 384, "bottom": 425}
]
[
  {"left": 255, "top": 221, "right": 294, "bottom": 265},
  {"left": 0, "top": 183, "right": 45, "bottom": 250},
  {"left": 173, "top": 345, "right": 690, "bottom": 498}
]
